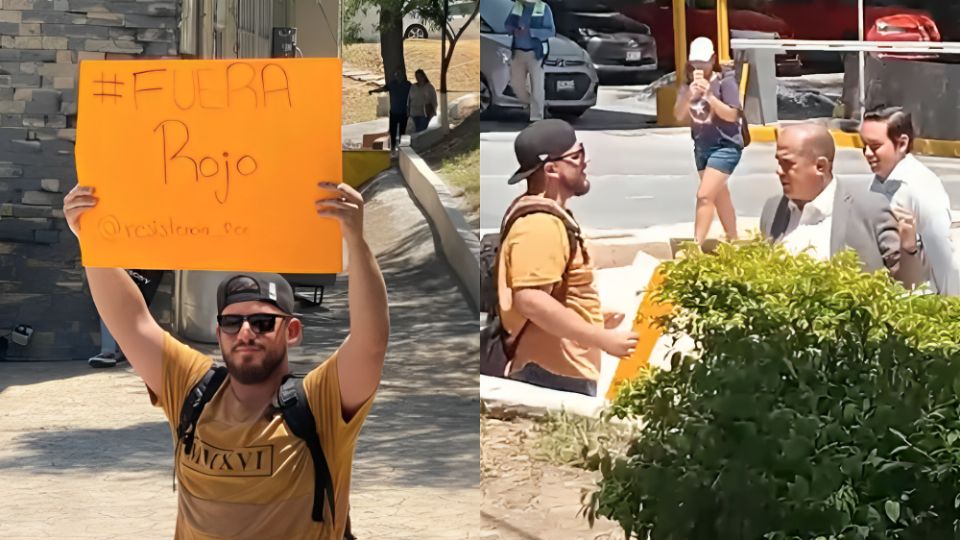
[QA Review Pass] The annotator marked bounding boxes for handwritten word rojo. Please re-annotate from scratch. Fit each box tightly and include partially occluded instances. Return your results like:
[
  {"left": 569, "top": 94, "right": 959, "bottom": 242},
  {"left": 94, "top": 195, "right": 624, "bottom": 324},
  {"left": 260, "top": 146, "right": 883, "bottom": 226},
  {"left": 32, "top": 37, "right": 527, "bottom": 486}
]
[{"left": 154, "top": 119, "right": 257, "bottom": 204}]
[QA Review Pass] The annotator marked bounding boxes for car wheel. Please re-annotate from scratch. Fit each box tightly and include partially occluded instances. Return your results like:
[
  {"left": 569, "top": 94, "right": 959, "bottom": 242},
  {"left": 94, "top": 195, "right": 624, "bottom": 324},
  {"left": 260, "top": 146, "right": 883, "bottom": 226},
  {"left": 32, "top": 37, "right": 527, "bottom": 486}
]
[
  {"left": 404, "top": 24, "right": 428, "bottom": 39},
  {"left": 480, "top": 77, "right": 494, "bottom": 118}
]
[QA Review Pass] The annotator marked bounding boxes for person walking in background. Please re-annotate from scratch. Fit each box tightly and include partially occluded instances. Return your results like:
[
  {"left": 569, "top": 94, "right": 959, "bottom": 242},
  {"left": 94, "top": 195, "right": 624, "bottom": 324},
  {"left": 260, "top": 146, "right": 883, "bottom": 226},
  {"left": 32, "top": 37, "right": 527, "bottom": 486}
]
[
  {"left": 369, "top": 68, "right": 412, "bottom": 154},
  {"left": 674, "top": 36, "right": 746, "bottom": 246},
  {"left": 860, "top": 106, "right": 959, "bottom": 295},
  {"left": 504, "top": 0, "right": 555, "bottom": 123},
  {"left": 407, "top": 69, "right": 438, "bottom": 133}
]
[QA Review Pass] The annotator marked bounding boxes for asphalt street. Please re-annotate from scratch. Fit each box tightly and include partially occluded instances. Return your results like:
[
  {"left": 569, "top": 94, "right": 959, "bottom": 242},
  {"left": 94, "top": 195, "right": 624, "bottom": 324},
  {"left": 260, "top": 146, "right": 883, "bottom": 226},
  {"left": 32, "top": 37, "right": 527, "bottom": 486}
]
[{"left": 480, "top": 87, "right": 960, "bottom": 233}]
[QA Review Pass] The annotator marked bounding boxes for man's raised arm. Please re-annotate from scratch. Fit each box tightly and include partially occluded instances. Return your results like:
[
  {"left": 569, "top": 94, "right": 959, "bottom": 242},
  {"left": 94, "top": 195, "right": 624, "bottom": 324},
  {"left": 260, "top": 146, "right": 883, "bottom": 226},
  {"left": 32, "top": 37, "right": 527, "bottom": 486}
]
[
  {"left": 315, "top": 182, "right": 389, "bottom": 419},
  {"left": 64, "top": 186, "right": 164, "bottom": 394}
]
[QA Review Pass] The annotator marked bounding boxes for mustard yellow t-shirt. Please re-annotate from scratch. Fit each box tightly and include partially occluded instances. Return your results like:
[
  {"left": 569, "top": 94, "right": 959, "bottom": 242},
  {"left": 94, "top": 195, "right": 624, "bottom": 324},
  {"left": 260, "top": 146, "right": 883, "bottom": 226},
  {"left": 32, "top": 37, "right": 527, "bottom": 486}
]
[
  {"left": 149, "top": 332, "right": 374, "bottom": 540},
  {"left": 500, "top": 211, "right": 603, "bottom": 381}
]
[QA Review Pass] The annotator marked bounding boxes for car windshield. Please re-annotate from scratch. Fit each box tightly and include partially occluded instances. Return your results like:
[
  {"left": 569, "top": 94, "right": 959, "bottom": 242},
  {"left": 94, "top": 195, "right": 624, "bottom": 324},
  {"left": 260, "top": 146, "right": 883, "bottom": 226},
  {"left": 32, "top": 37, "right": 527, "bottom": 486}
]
[
  {"left": 448, "top": 1, "right": 477, "bottom": 17},
  {"left": 572, "top": 11, "right": 650, "bottom": 33},
  {"left": 479, "top": 0, "right": 512, "bottom": 33}
]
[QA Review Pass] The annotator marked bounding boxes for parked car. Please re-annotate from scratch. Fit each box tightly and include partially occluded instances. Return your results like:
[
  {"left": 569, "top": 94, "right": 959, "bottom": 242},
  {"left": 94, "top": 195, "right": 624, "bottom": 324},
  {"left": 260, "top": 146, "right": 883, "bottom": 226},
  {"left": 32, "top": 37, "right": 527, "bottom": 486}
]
[
  {"left": 866, "top": 13, "right": 941, "bottom": 60},
  {"left": 545, "top": 0, "right": 658, "bottom": 78},
  {"left": 764, "top": 0, "right": 940, "bottom": 67},
  {"left": 619, "top": 0, "right": 796, "bottom": 71},
  {"left": 480, "top": 0, "right": 599, "bottom": 119},
  {"left": 767, "top": 0, "right": 932, "bottom": 42},
  {"left": 348, "top": 0, "right": 477, "bottom": 42}
]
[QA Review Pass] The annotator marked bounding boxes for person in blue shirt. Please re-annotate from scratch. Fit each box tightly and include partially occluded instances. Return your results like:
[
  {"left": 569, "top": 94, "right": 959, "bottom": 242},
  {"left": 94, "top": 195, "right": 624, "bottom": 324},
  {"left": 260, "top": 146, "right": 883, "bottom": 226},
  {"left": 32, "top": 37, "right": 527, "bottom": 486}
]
[
  {"left": 504, "top": 0, "right": 556, "bottom": 122},
  {"left": 369, "top": 68, "right": 413, "bottom": 153}
]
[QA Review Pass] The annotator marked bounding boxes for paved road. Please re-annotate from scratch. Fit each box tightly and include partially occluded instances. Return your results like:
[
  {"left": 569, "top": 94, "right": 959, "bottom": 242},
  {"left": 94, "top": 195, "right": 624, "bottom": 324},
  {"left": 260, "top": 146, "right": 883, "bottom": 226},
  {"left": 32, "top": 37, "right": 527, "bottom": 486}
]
[
  {"left": 481, "top": 89, "right": 960, "bottom": 233},
  {"left": 0, "top": 170, "right": 480, "bottom": 539}
]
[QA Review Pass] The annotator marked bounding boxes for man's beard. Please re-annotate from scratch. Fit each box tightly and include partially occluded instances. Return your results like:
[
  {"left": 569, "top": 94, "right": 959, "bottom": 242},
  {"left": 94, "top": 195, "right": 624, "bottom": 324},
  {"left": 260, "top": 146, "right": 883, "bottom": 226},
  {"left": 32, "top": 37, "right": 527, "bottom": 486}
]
[
  {"left": 569, "top": 175, "right": 590, "bottom": 196},
  {"left": 223, "top": 346, "right": 285, "bottom": 385}
]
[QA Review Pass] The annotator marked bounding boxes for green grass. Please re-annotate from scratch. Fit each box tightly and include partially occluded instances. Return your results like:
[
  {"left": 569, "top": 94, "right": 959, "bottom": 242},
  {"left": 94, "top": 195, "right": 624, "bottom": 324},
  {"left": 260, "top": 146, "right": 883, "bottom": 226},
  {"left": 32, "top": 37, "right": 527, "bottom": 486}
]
[
  {"left": 435, "top": 138, "right": 479, "bottom": 213},
  {"left": 532, "top": 411, "right": 635, "bottom": 471}
]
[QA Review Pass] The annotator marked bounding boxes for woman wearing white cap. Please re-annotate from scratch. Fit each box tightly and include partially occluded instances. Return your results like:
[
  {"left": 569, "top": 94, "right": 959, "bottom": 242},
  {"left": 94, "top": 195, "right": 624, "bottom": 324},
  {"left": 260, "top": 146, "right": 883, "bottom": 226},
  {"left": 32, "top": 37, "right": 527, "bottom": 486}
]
[{"left": 674, "top": 36, "right": 745, "bottom": 245}]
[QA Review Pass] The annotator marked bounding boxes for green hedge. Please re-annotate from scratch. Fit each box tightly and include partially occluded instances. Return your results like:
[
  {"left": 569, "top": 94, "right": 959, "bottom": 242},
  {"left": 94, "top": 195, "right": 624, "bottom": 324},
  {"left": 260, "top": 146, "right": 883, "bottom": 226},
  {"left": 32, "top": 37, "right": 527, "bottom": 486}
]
[{"left": 589, "top": 240, "right": 960, "bottom": 539}]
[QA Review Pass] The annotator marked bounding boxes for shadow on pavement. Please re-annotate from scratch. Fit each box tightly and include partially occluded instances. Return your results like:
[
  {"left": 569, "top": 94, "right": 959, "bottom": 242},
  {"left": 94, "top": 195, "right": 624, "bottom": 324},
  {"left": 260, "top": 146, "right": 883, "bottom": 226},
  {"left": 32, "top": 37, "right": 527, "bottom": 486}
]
[
  {"left": 0, "top": 361, "right": 92, "bottom": 396},
  {"left": 0, "top": 421, "right": 171, "bottom": 473},
  {"left": 481, "top": 108, "right": 656, "bottom": 133}
]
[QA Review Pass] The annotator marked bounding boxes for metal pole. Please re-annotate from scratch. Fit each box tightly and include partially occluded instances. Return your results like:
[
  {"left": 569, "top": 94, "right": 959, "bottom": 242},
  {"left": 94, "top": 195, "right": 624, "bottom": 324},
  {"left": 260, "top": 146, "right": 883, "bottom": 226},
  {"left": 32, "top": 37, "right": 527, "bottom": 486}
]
[
  {"left": 673, "top": 0, "right": 687, "bottom": 89},
  {"left": 858, "top": 0, "right": 865, "bottom": 120},
  {"left": 717, "top": 0, "right": 730, "bottom": 63}
]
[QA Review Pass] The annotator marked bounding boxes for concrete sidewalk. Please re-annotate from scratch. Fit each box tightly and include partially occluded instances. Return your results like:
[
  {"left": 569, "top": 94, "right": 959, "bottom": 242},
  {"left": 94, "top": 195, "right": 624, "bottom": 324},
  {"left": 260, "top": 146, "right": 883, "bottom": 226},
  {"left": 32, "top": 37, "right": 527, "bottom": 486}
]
[{"left": 0, "top": 170, "right": 479, "bottom": 539}]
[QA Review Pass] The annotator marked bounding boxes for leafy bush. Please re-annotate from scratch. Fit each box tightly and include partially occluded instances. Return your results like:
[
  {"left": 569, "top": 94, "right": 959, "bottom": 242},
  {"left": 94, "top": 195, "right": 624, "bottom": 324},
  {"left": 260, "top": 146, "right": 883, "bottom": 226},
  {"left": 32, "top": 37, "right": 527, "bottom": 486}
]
[{"left": 588, "top": 239, "right": 960, "bottom": 539}]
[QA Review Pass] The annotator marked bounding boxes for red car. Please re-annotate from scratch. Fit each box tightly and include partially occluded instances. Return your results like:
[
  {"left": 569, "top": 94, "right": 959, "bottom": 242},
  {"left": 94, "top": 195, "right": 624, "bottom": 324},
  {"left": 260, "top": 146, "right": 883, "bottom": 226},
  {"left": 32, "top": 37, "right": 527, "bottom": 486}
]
[
  {"left": 622, "top": 0, "right": 794, "bottom": 70},
  {"left": 766, "top": 0, "right": 932, "bottom": 42},
  {"left": 866, "top": 13, "right": 941, "bottom": 60}
]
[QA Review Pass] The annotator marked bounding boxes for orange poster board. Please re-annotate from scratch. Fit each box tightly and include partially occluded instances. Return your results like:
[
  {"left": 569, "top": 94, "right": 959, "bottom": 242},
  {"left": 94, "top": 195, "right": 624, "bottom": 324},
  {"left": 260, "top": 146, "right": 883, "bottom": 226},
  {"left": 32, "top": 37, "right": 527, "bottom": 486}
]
[
  {"left": 75, "top": 58, "right": 343, "bottom": 273},
  {"left": 606, "top": 266, "right": 672, "bottom": 401}
]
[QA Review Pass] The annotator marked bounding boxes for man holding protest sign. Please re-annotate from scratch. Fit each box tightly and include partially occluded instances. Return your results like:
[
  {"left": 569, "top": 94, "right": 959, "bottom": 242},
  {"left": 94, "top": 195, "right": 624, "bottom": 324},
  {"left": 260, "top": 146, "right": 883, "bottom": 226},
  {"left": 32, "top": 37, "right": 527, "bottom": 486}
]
[{"left": 63, "top": 181, "right": 388, "bottom": 540}]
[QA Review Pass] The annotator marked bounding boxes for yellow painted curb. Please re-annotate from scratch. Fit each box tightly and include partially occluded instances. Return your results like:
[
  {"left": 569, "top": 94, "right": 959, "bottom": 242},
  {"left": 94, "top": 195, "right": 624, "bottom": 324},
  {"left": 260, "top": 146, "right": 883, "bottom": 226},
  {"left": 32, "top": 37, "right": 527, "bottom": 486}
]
[
  {"left": 745, "top": 126, "right": 960, "bottom": 158},
  {"left": 914, "top": 138, "right": 960, "bottom": 159},
  {"left": 606, "top": 266, "right": 672, "bottom": 401},
  {"left": 748, "top": 125, "right": 778, "bottom": 143},
  {"left": 343, "top": 149, "right": 391, "bottom": 189}
]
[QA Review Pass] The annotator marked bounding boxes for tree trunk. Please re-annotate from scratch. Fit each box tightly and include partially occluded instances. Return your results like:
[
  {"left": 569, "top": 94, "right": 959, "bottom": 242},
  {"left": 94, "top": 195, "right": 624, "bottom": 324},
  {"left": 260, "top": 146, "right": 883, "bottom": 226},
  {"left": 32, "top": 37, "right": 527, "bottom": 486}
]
[
  {"left": 379, "top": 2, "right": 406, "bottom": 82},
  {"left": 438, "top": 2, "right": 479, "bottom": 130},
  {"left": 439, "top": 26, "right": 450, "bottom": 131}
]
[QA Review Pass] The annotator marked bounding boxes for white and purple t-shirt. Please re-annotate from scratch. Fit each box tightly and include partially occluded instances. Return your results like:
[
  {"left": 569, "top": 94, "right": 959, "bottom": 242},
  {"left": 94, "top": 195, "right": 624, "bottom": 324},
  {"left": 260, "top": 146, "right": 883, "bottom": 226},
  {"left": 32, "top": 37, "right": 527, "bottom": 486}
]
[{"left": 678, "top": 69, "right": 744, "bottom": 149}]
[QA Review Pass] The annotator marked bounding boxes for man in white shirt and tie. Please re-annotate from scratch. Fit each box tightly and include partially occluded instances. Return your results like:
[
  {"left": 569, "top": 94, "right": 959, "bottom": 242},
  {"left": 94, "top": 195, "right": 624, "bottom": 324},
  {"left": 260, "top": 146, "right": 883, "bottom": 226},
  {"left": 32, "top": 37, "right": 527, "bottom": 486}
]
[
  {"left": 761, "top": 123, "right": 909, "bottom": 279},
  {"left": 860, "top": 106, "right": 959, "bottom": 296}
]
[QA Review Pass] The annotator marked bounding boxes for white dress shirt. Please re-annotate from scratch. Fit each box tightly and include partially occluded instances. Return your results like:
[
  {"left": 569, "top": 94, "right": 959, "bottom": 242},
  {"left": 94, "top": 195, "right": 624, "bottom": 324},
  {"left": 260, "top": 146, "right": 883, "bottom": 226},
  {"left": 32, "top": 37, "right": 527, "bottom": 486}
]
[
  {"left": 871, "top": 154, "right": 959, "bottom": 296},
  {"left": 781, "top": 177, "right": 837, "bottom": 259}
]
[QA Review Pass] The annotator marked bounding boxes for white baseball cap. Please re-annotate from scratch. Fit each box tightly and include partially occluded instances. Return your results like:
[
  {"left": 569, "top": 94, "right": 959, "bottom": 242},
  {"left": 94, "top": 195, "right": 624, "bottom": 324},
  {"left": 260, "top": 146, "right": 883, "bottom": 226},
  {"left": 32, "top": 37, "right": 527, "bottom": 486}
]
[{"left": 688, "top": 37, "right": 715, "bottom": 63}]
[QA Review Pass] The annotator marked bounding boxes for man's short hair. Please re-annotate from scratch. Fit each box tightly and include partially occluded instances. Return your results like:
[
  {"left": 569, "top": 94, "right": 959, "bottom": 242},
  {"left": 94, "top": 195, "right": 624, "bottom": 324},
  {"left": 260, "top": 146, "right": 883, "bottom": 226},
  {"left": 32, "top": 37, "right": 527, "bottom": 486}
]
[
  {"left": 781, "top": 123, "right": 835, "bottom": 163},
  {"left": 863, "top": 106, "right": 914, "bottom": 152}
]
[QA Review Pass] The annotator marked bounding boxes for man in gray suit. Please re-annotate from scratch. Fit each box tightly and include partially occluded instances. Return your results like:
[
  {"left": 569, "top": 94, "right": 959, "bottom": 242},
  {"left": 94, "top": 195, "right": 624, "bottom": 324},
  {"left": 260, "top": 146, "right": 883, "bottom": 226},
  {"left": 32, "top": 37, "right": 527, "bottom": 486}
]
[{"left": 760, "top": 123, "right": 916, "bottom": 279}]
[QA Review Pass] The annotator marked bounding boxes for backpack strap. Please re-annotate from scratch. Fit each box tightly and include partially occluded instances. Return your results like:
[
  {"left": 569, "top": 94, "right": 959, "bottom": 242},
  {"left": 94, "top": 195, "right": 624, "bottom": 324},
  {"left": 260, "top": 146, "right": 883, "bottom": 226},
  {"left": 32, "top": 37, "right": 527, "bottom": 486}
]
[
  {"left": 277, "top": 374, "right": 335, "bottom": 523},
  {"left": 497, "top": 198, "right": 583, "bottom": 358},
  {"left": 177, "top": 365, "right": 228, "bottom": 458}
]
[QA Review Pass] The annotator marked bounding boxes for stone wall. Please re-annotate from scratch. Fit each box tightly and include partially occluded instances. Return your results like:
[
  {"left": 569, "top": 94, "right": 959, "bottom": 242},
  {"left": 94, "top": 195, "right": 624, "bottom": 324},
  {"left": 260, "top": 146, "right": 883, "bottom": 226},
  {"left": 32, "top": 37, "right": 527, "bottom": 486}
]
[
  {"left": 0, "top": 0, "right": 179, "bottom": 360},
  {"left": 864, "top": 55, "right": 960, "bottom": 142}
]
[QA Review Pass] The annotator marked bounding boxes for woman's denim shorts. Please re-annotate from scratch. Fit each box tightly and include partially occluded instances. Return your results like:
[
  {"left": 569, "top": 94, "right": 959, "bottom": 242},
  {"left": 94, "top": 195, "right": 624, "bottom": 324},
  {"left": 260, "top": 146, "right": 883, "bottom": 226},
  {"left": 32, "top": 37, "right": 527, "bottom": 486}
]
[{"left": 694, "top": 143, "right": 743, "bottom": 174}]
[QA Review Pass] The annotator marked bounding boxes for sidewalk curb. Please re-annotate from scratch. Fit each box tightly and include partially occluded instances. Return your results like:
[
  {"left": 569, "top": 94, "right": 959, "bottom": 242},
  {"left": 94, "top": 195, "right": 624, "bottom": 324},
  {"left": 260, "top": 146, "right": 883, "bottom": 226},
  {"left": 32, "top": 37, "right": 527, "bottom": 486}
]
[{"left": 398, "top": 147, "right": 480, "bottom": 311}]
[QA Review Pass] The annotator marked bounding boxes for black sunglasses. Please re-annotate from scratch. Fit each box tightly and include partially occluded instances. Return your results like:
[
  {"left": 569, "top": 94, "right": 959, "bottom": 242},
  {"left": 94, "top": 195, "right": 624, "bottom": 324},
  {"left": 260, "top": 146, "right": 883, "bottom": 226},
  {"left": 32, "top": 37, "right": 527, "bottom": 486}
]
[
  {"left": 547, "top": 146, "right": 586, "bottom": 164},
  {"left": 216, "top": 313, "right": 290, "bottom": 335}
]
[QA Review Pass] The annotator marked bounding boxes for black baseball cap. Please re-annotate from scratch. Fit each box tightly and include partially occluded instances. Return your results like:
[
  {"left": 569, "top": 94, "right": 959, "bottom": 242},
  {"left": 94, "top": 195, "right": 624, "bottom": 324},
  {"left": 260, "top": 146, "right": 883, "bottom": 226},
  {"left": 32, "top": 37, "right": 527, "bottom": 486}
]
[
  {"left": 216, "top": 273, "right": 295, "bottom": 315},
  {"left": 507, "top": 119, "right": 579, "bottom": 185}
]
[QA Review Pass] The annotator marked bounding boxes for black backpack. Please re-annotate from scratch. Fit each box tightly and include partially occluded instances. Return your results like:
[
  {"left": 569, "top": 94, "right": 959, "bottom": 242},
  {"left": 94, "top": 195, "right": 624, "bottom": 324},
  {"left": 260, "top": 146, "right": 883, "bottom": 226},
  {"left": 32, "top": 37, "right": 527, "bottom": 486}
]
[
  {"left": 480, "top": 200, "right": 581, "bottom": 377},
  {"left": 176, "top": 366, "right": 337, "bottom": 525}
]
